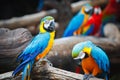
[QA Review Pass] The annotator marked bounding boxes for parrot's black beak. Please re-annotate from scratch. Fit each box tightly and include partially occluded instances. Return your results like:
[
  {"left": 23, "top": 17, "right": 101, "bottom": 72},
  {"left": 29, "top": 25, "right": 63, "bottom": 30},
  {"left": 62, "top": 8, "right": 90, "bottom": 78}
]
[
  {"left": 48, "top": 22, "right": 55, "bottom": 32},
  {"left": 84, "top": 7, "right": 94, "bottom": 15},
  {"left": 74, "top": 58, "right": 82, "bottom": 66},
  {"left": 88, "top": 8, "right": 94, "bottom": 15},
  {"left": 44, "top": 21, "right": 55, "bottom": 32}
]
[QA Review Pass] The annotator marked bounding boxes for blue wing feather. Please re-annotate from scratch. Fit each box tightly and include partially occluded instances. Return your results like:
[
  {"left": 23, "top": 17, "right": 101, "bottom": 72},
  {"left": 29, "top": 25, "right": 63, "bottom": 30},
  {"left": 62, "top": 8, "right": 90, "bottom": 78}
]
[
  {"left": 22, "top": 61, "right": 33, "bottom": 80},
  {"left": 91, "top": 45, "right": 110, "bottom": 72},
  {"left": 12, "top": 58, "right": 30, "bottom": 76},
  {"left": 83, "top": 24, "right": 94, "bottom": 35},
  {"left": 63, "top": 13, "right": 84, "bottom": 37},
  {"left": 13, "top": 32, "right": 50, "bottom": 76},
  {"left": 17, "top": 33, "right": 50, "bottom": 61}
]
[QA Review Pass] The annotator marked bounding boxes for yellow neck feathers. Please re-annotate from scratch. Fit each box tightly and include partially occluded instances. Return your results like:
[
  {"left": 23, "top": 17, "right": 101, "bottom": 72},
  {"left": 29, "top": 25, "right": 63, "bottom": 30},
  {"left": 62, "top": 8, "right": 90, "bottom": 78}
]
[
  {"left": 83, "top": 47, "right": 91, "bottom": 56},
  {"left": 39, "top": 22, "right": 55, "bottom": 36},
  {"left": 39, "top": 22, "right": 46, "bottom": 33},
  {"left": 35, "top": 27, "right": 55, "bottom": 60},
  {"left": 81, "top": 7, "right": 86, "bottom": 14}
]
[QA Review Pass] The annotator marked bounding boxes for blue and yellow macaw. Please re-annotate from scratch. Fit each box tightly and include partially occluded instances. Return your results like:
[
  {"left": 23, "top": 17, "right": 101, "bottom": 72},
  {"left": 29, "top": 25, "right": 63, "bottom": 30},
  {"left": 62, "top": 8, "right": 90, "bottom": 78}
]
[
  {"left": 75, "top": 6, "right": 102, "bottom": 36},
  {"left": 62, "top": 4, "right": 93, "bottom": 37},
  {"left": 12, "top": 16, "right": 55, "bottom": 80},
  {"left": 72, "top": 41, "right": 110, "bottom": 80}
]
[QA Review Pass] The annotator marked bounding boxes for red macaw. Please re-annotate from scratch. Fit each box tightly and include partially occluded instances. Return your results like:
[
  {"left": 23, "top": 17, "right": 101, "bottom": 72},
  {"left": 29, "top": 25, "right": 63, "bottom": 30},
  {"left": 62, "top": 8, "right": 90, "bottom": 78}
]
[
  {"left": 101, "top": 0, "right": 120, "bottom": 36},
  {"left": 102, "top": 0, "right": 120, "bottom": 21}
]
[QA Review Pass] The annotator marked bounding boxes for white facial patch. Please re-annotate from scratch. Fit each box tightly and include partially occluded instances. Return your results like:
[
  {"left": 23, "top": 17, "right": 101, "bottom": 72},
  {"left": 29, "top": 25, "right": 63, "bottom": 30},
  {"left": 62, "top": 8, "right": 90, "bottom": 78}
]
[
  {"left": 44, "top": 20, "right": 54, "bottom": 29},
  {"left": 94, "top": 8, "right": 98, "bottom": 14},
  {"left": 94, "top": 7, "right": 101, "bottom": 14},
  {"left": 98, "top": 7, "right": 101, "bottom": 14},
  {"left": 74, "top": 51, "right": 85, "bottom": 60},
  {"left": 84, "top": 6, "right": 93, "bottom": 13}
]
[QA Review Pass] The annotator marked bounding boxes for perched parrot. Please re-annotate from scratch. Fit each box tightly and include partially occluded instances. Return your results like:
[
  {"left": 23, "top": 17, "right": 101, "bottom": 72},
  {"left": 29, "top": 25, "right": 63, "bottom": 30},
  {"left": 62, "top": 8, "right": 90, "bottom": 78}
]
[
  {"left": 37, "top": 0, "right": 44, "bottom": 11},
  {"left": 12, "top": 16, "right": 55, "bottom": 80},
  {"left": 101, "top": 0, "right": 120, "bottom": 36},
  {"left": 102, "top": 0, "right": 120, "bottom": 21},
  {"left": 62, "top": 3, "right": 93, "bottom": 37},
  {"left": 75, "top": 6, "right": 102, "bottom": 36},
  {"left": 72, "top": 41, "right": 110, "bottom": 80}
]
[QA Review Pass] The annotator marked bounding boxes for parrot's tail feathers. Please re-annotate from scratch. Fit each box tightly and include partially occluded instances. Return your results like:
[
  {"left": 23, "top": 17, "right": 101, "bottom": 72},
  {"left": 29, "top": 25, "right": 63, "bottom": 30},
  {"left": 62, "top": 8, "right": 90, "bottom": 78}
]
[
  {"left": 12, "top": 58, "right": 30, "bottom": 77},
  {"left": 12, "top": 64, "right": 25, "bottom": 77},
  {"left": 106, "top": 72, "right": 110, "bottom": 80},
  {"left": 105, "top": 75, "right": 109, "bottom": 80},
  {"left": 22, "top": 62, "right": 33, "bottom": 80},
  {"left": 103, "top": 72, "right": 110, "bottom": 80},
  {"left": 16, "top": 52, "right": 24, "bottom": 62}
]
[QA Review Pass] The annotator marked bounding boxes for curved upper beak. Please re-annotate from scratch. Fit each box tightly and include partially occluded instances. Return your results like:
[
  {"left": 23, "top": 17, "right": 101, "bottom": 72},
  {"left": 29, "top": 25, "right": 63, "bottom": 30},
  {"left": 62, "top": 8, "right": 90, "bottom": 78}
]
[
  {"left": 48, "top": 21, "right": 55, "bottom": 32},
  {"left": 84, "top": 7, "right": 94, "bottom": 15}
]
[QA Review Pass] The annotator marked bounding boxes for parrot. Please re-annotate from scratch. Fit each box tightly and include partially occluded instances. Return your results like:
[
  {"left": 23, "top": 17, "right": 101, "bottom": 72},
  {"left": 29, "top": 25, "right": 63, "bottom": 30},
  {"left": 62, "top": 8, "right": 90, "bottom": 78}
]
[
  {"left": 12, "top": 16, "right": 55, "bottom": 80},
  {"left": 37, "top": 0, "right": 44, "bottom": 11},
  {"left": 72, "top": 41, "right": 110, "bottom": 80},
  {"left": 102, "top": 0, "right": 120, "bottom": 22},
  {"left": 100, "top": 0, "right": 120, "bottom": 36},
  {"left": 62, "top": 3, "right": 93, "bottom": 37},
  {"left": 74, "top": 6, "right": 102, "bottom": 36}
]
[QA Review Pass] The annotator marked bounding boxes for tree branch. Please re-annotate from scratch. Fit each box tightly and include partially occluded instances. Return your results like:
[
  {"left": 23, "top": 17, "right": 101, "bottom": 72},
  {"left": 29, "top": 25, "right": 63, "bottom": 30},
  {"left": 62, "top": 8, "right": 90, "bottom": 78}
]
[
  {"left": 0, "top": 9, "right": 57, "bottom": 29},
  {"left": 0, "top": 0, "right": 108, "bottom": 29},
  {"left": 0, "top": 61, "right": 103, "bottom": 80}
]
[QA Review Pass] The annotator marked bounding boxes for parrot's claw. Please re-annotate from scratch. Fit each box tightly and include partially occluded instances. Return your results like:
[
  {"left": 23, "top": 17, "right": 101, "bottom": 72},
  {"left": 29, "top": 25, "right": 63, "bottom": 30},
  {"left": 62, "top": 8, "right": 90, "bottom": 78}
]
[
  {"left": 42, "top": 58, "right": 53, "bottom": 66},
  {"left": 83, "top": 74, "right": 94, "bottom": 80},
  {"left": 36, "top": 58, "right": 53, "bottom": 67}
]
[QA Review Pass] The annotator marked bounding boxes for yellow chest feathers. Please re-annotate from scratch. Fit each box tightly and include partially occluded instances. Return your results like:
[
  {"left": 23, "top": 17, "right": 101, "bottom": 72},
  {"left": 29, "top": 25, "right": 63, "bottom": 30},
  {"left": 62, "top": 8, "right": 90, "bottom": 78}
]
[{"left": 36, "top": 32, "right": 55, "bottom": 60}]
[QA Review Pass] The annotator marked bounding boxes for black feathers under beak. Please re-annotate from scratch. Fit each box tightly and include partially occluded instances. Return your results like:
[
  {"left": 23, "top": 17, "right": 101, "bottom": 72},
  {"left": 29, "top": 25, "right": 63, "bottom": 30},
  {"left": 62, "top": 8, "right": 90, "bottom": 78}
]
[
  {"left": 74, "top": 59, "right": 82, "bottom": 66},
  {"left": 84, "top": 7, "right": 94, "bottom": 15}
]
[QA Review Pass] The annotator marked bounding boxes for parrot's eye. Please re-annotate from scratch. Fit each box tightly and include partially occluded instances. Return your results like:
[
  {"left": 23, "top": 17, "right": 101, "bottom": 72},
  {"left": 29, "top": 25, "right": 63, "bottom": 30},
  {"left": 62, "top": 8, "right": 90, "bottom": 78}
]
[
  {"left": 44, "top": 20, "right": 55, "bottom": 32},
  {"left": 74, "top": 51, "right": 85, "bottom": 60}
]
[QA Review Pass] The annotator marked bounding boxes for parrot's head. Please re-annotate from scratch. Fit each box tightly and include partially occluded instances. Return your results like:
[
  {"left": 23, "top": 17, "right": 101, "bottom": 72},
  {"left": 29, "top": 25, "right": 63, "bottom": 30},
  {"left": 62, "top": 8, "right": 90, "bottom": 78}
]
[
  {"left": 39, "top": 16, "right": 55, "bottom": 33},
  {"left": 72, "top": 41, "right": 92, "bottom": 65},
  {"left": 94, "top": 6, "right": 102, "bottom": 15},
  {"left": 80, "top": 4, "right": 93, "bottom": 15}
]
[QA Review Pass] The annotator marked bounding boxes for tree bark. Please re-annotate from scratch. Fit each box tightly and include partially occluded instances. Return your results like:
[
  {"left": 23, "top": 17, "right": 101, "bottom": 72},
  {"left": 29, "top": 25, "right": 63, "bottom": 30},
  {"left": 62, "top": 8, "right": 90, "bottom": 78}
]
[
  {"left": 0, "top": 61, "right": 103, "bottom": 80},
  {"left": 0, "top": 28, "right": 32, "bottom": 73},
  {"left": 0, "top": 9, "right": 57, "bottom": 29},
  {"left": 0, "top": 0, "right": 108, "bottom": 37},
  {"left": 0, "top": 0, "right": 108, "bottom": 29},
  {"left": 48, "top": 23, "right": 120, "bottom": 76}
]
